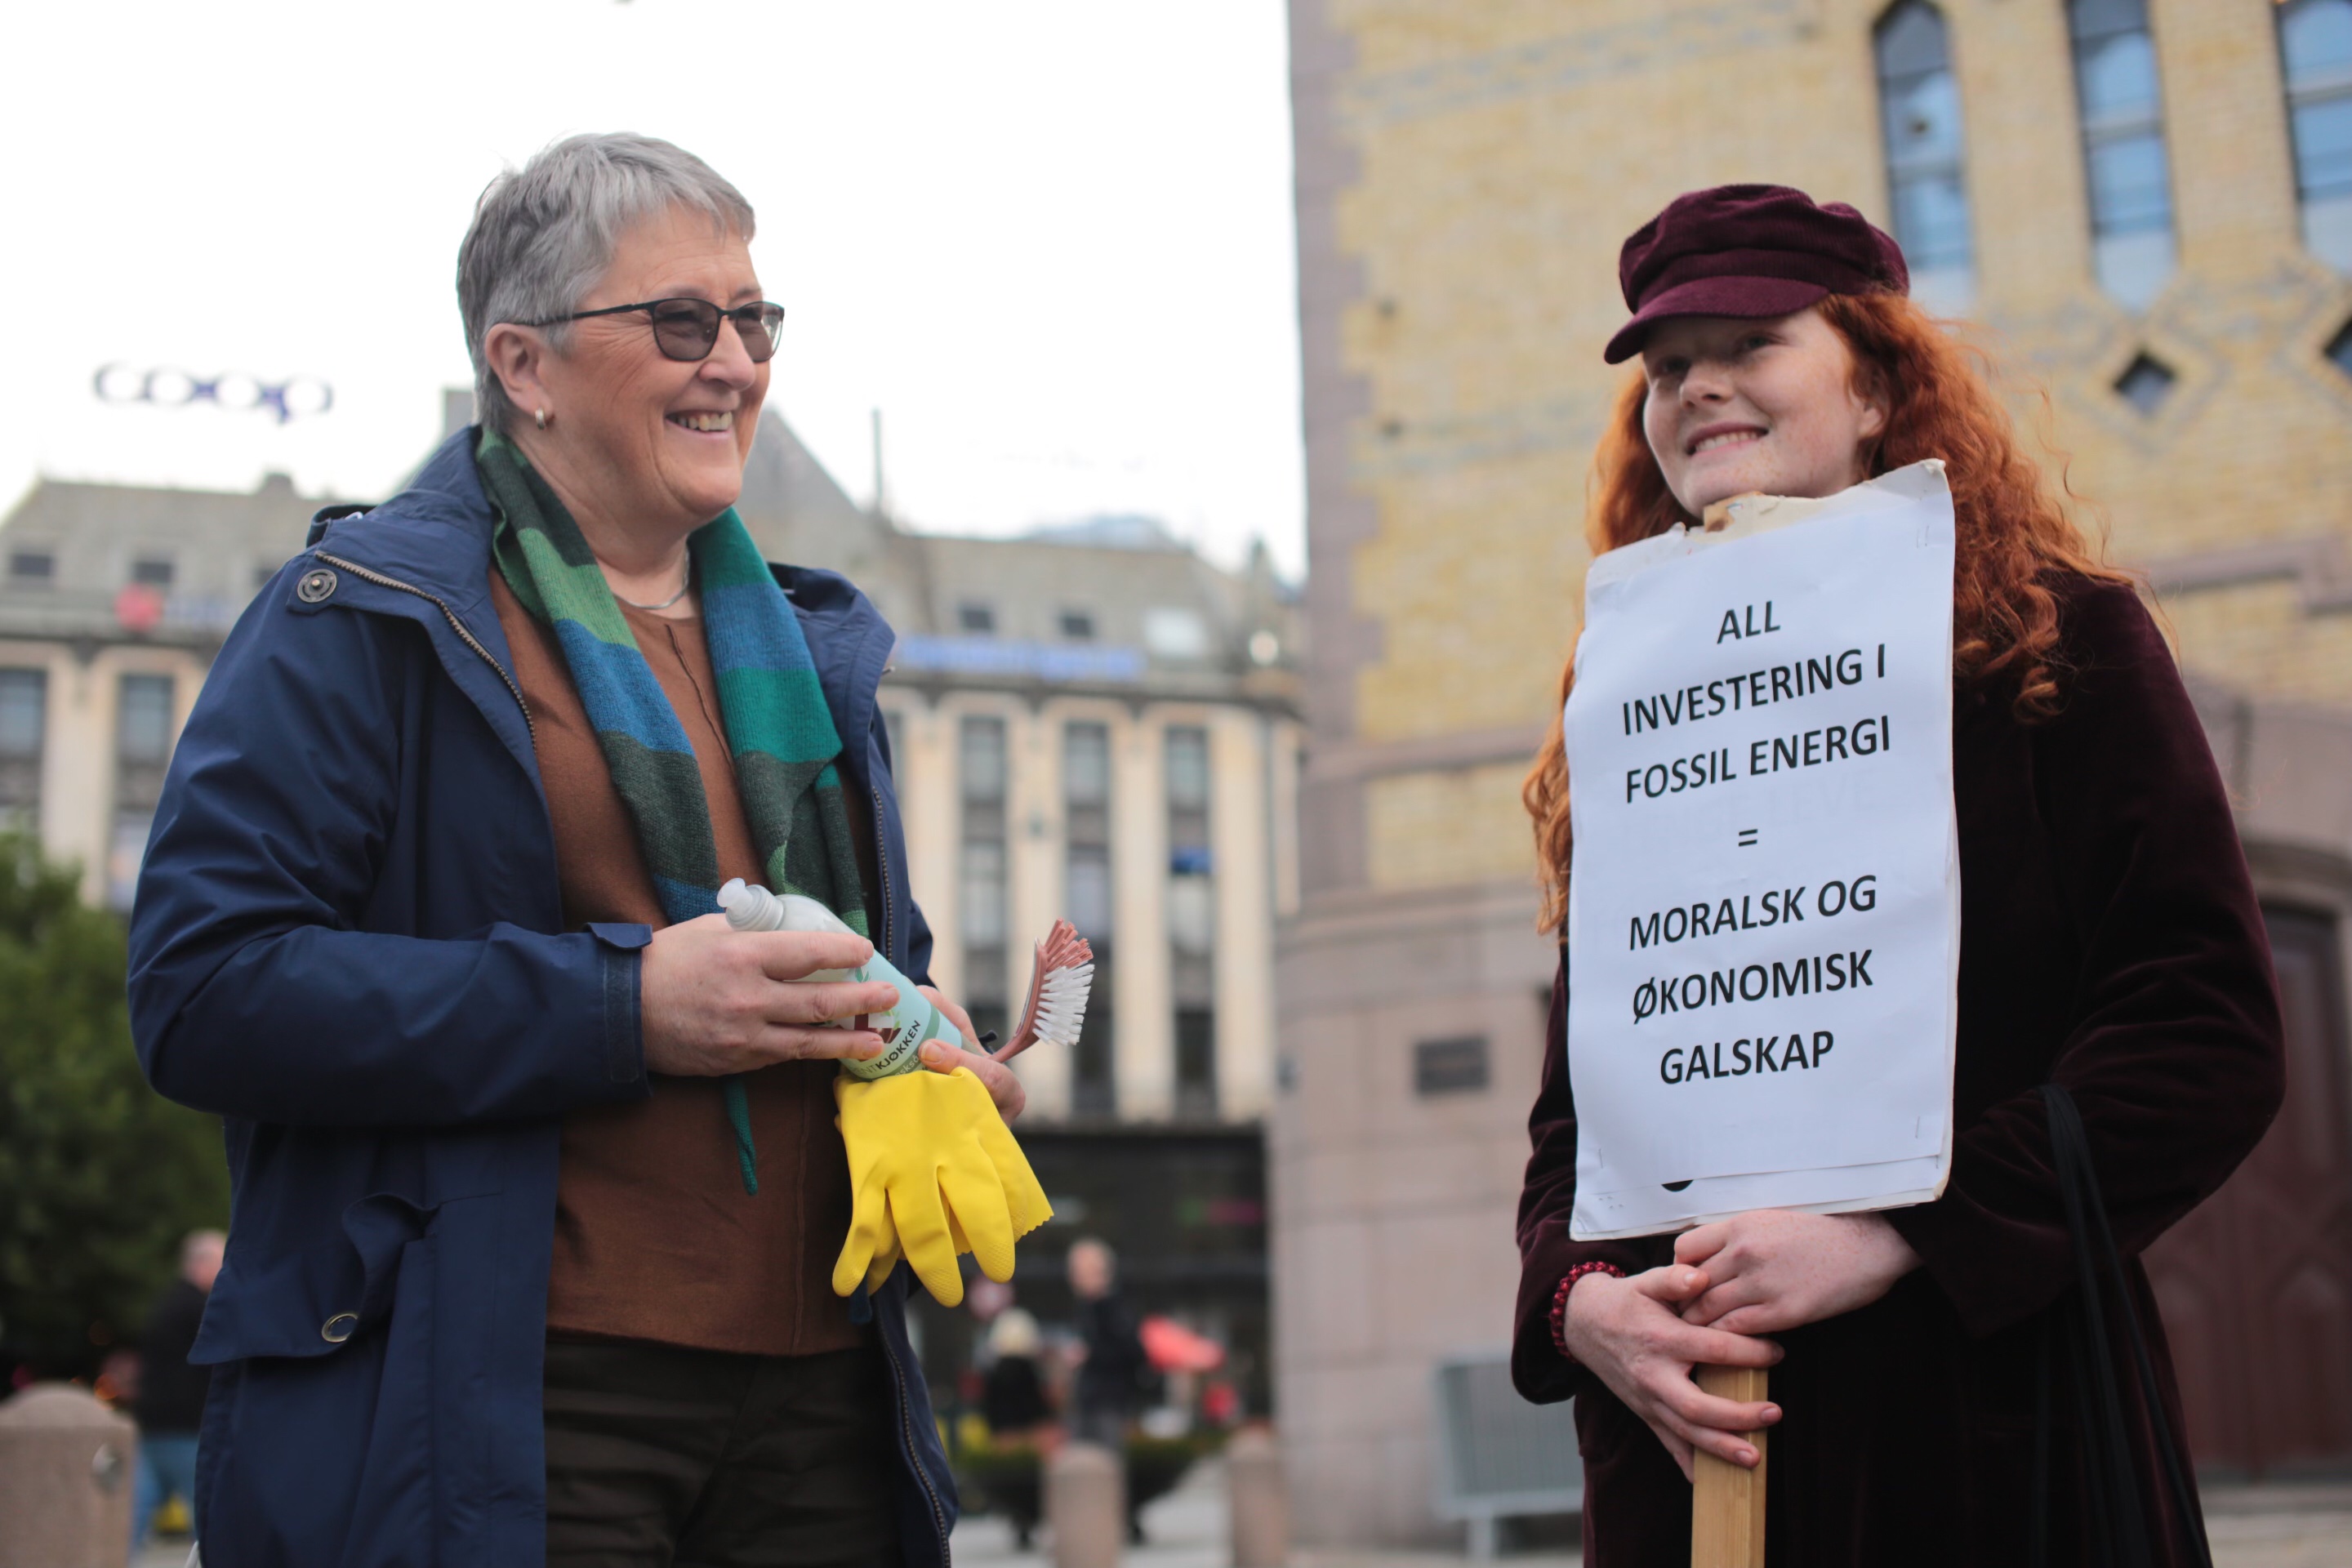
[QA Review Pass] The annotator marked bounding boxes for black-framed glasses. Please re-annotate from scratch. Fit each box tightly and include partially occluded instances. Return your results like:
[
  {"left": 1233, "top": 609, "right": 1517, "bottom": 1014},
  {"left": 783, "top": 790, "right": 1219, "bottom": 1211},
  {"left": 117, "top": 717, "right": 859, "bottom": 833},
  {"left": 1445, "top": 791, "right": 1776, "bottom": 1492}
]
[{"left": 527, "top": 298, "right": 786, "bottom": 363}]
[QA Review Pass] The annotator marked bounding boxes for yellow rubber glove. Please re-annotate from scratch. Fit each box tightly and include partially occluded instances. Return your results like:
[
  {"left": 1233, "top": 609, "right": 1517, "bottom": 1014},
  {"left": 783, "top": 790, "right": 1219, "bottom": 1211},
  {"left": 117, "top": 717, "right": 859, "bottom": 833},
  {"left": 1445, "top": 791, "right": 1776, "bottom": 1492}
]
[
  {"left": 832, "top": 1066, "right": 1053, "bottom": 1307},
  {"left": 972, "top": 1095, "right": 1052, "bottom": 1237},
  {"left": 854, "top": 1201, "right": 982, "bottom": 1297}
]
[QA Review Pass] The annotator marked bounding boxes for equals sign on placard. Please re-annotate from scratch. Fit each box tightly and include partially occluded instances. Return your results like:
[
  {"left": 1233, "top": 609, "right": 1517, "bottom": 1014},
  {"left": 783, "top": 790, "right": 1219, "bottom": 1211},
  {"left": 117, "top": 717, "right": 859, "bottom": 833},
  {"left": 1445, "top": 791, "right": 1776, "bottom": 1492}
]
[{"left": 1736, "top": 827, "right": 1759, "bottom": 848}]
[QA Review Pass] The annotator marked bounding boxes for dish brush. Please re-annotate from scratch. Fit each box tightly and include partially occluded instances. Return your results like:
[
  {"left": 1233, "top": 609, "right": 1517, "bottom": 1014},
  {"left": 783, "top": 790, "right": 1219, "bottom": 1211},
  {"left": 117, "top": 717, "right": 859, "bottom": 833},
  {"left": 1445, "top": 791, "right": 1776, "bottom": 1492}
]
[{"left": 1000, "top": 920, "right": 1095, "bottom": 1061}]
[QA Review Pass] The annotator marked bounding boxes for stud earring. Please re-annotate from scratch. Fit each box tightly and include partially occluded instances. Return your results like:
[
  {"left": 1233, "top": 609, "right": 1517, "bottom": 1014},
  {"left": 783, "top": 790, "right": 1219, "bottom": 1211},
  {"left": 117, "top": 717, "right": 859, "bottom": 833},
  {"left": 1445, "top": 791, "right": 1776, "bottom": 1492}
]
[{"left": 534, "top": 408, "right": 549, "bottom": 430}]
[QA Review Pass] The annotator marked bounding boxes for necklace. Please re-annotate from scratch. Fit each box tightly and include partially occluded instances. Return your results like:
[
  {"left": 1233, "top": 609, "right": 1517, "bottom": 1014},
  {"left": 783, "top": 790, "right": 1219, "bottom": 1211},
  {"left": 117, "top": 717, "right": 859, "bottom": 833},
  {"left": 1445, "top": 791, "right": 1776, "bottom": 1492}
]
[{"left": 613, "top": 562, "right": 693, "bottom": 612}]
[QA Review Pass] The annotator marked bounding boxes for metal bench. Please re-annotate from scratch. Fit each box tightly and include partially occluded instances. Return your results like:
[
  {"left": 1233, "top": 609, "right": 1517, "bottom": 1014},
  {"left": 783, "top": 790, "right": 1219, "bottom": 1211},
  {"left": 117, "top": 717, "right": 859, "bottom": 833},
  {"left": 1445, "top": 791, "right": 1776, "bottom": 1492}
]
[{"left": 1432, "top": 1352, "right": 1584, "bottom": 1558}]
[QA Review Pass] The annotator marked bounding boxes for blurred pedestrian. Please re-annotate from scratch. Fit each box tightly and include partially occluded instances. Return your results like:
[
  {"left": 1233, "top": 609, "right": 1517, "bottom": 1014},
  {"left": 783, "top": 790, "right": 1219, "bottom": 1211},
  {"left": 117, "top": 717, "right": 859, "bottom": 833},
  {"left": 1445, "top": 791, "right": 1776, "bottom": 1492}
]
[
  {"left": 127, "top": 132, "right": 1019, "bottom": 1568},
  {"left": 1065, "top": 1239, "right": 1147, "bottom": 1446},
  {"left": 130, "top": 1229, "right": 223, "bottom": 1548},
  {"left": 980, "top": 1307, "right": 1050, "bottom": 1441}
]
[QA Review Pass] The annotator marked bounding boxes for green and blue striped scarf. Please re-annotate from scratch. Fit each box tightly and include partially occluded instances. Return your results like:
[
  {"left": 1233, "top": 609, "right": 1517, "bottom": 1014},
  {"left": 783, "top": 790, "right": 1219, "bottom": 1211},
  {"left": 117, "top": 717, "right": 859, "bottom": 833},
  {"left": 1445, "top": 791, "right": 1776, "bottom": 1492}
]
[{"left": 477, "top": 430, "right": 867, "bottom": 1195}]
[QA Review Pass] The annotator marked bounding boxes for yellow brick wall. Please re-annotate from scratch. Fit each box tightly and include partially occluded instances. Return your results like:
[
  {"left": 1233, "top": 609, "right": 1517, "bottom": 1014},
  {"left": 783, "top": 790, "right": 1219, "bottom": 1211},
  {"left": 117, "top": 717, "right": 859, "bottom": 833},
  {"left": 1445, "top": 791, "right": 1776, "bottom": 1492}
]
[
  {"left": 2163, "top": 584, "right": 2352, "bottom": 706},
  {"left": 1322, "top": 0, "right": 2352, "bottom": 893},
  {"left": 1363, "top": 762, "right": 1535, "bottom": 890}
]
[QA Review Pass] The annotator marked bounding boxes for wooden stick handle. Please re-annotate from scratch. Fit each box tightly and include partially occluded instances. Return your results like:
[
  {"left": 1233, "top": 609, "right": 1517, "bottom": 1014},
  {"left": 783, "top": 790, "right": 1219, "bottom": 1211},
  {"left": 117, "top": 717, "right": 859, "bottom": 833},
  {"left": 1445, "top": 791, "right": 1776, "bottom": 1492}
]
[{"left": 1690, "top": 1364, "right": 1767, "bottom": 1568}]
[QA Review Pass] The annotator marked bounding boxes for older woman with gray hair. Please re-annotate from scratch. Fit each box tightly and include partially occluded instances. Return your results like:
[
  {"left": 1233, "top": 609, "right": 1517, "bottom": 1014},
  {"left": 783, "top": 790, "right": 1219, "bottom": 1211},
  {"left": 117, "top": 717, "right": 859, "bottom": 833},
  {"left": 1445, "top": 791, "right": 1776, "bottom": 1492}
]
[{"left": 128, "top": 132, "right": 1010, "bottom": 1567}]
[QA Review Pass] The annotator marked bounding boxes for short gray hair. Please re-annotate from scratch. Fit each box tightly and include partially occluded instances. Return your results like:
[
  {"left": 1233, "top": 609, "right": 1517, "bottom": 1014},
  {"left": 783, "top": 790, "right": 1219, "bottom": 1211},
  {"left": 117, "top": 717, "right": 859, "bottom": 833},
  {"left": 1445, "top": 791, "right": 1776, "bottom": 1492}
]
[{"left": 457, "top": 133, "right": 756, "bottom": 434}]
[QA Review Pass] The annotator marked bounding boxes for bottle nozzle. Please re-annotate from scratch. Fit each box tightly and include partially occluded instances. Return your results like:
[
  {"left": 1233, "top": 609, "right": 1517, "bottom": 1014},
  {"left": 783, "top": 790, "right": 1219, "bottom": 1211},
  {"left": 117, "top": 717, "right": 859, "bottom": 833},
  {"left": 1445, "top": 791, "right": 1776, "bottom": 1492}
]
[{"left": 718, "top": 877, "right": 784, "bottom": 933}]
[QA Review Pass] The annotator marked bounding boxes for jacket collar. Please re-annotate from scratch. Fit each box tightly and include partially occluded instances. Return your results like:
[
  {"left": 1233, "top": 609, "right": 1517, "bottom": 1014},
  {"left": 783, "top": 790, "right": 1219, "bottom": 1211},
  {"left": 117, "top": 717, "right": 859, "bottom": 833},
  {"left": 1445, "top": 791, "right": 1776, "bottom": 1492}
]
[
  {"left": 307, "top": 425, "right": 500, "bottom": 615},
  {"left": 308, "top": 425, "right": 899, "bottom": 750}
]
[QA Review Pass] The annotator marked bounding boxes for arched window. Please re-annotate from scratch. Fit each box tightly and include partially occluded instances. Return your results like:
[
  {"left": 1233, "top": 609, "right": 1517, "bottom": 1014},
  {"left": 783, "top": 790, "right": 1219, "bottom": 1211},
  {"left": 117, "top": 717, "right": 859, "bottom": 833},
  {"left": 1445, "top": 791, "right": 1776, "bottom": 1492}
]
[
  {"left": 2281, "top": 0, "right": 2352, "bottom": 271},
  {"left": 2069, "top": 0, "right": 2175, "bottom": 307},
  {"left": 1874, "top": 1, "right": 1975, "bottom": 310}
]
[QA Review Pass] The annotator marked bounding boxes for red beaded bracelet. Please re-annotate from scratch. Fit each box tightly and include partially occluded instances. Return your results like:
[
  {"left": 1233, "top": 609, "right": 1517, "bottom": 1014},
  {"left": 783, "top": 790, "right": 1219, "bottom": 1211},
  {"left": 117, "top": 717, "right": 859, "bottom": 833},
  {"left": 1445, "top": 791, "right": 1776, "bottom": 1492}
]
[{"left": 1550, "top": 1261, "right": 1628, "bottom": 1360}]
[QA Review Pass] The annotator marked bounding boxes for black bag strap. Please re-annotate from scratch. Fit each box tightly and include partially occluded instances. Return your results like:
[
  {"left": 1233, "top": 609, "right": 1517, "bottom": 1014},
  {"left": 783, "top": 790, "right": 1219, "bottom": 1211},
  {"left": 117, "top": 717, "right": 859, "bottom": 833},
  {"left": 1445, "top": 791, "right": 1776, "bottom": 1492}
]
[{"left": 2031, "top": 1083, "right": 2212, "bottom": 1568}]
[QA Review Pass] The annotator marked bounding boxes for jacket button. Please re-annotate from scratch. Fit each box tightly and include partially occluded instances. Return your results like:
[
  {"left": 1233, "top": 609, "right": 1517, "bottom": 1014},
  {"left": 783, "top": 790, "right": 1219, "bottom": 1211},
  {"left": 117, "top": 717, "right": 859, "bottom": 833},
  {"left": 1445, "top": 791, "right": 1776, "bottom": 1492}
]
[
  {"left": 296, "top": 568, "right": 339, "bottom": 604},
  {"left": 322, "top": 1312, "right": 359, "bottom": 1343}
]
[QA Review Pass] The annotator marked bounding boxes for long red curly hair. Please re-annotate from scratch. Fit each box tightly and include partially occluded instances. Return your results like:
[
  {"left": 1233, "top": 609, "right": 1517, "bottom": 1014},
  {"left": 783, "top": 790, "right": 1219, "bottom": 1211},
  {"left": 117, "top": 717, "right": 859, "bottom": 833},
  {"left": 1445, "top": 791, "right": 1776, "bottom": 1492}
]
[{"left": 1523, "top": 289, "right": 2129, "bottom": 934}]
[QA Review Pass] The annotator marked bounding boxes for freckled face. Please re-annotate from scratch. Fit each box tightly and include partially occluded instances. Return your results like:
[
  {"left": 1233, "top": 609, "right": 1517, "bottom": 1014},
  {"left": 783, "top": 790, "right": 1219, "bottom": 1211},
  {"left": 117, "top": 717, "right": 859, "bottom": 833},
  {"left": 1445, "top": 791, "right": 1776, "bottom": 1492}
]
[{"left": 1640, "top": 308, "right": 1886, "bottom": 516}]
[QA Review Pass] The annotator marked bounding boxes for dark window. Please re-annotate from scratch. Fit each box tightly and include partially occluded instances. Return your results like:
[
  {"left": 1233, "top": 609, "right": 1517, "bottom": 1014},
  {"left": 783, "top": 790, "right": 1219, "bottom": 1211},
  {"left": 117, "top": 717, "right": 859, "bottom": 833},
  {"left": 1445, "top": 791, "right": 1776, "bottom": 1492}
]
[
  {"left": 1176, "top": 1007, "right": 1218, "bottom": 1121},
  {"left": 958, "top": 600, "right": 996, "bottom": 635},
  {"left": 111, "top": 673, "right": 175, "bottom": 909},
  {"left": 0, "top": 669, "right": 45, "bottom": 831},
  {"left": 1414, "top": 1036, "right": 1490, "bottom": 1097},
  {"left": 2069, "top": 0, "right": 2176, "bottom": 306},
  {"left": 959, "top": 716, "right": 1009, "bottom": 1015},
  {"left": 1065, "top": 723, "right": 1113, "bottom": 932},
  {"left": 2281, "top": 0, "right": 2352, "bottom": 270},
  {"left": 1166, "top": 726, "right": 1215, "bottom": 1113},
  {"left": 1066, "top": 721, "right": 1116, "bottom": 1118},
  {"left": 1059, "top": 608, "right": 1096, "bottom": 641},
  {"left": 2328, "top": 320, "right": 2352, "bottom": 379},
  {"left": 1071, "top": 1002, "right": 1116, "bottom": 1120},
  {"left": 252, "top": 563, "right": 280, "bottom": 592},
  {"left": 1874, "top": 1, "right": 1975, "bottom": 306},
  {"left": 8, "top": 550, "right": 54, "bottom": 586},
  {"left": 117, "top": 674, "right": 175, "bottom": 769},
  {"left": 130, "top": 557, "right": 175, "bottom": 589},
  {"left": 2114, "top": 351, "right": 2178, "bottom": 415}
]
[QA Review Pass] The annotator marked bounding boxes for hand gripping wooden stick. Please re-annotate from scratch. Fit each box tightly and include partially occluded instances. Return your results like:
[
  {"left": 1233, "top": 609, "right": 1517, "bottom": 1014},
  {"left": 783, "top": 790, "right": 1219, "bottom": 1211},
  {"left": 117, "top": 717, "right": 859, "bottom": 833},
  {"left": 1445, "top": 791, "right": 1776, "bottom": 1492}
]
[{"left": 1690, "top": 1367, "right": 1767, "bottom": 1566}]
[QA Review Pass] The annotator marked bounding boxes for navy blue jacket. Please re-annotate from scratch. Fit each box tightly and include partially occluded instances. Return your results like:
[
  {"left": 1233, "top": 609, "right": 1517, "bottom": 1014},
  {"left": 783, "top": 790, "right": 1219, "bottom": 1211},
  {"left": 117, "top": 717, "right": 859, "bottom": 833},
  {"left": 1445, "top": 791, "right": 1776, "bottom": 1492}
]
[{"left": 127, "top": 429, "right": 956, "bottom": 1568}]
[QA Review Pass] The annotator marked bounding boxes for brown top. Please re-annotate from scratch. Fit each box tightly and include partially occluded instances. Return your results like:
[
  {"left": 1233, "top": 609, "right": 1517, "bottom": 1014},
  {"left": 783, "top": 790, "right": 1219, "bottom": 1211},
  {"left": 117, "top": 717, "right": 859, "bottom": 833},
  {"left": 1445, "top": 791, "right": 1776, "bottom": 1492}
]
[{"left": 491, "top": 570, "right": 867, "bottom": 1356}]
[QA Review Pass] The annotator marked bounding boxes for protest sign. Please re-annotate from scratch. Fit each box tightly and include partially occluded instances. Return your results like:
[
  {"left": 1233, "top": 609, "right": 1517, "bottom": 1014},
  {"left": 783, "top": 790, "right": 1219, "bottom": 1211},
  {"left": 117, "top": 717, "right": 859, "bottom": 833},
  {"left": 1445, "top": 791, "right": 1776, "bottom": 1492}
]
[{"left": 1564, "top": 462, "right": 1959, "bottom": 1241}]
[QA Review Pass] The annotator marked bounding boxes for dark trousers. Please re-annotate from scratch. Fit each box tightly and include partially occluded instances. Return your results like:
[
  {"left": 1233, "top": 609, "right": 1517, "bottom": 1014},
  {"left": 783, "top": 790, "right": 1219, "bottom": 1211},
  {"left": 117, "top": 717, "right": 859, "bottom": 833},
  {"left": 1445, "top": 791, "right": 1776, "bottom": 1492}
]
[{"left": 543, "top": 1337, "right": 902, "bottom": 1568}]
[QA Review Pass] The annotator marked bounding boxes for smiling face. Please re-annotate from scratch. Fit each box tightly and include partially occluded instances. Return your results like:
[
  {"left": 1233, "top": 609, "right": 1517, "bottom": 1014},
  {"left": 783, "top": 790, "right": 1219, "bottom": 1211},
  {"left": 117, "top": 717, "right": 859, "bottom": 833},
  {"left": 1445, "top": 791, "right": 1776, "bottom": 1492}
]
[
  {"left": 1639, "top": 307, "right": 1886, "bottom": 516},
  {"left": 497, "top": 203, "right": 768, "bottom": 548}
]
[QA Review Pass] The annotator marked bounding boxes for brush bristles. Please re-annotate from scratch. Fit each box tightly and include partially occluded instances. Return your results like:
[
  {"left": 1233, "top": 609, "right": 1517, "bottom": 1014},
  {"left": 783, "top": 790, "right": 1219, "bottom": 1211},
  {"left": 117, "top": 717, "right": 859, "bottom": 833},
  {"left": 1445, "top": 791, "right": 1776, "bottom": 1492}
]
[
  {"left": 1030, "top": 963, "right": 1094, "bottom": 1048},
  {"left": 1004, "top": 920, "right": 1097, "bottom": 1060}
]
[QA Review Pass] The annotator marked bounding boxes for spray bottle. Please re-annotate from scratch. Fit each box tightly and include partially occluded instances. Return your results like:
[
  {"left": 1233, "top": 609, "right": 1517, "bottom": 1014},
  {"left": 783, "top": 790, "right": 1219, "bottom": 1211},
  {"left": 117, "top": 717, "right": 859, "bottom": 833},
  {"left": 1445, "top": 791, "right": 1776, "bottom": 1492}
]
[{"left": 715, "top": 878, "right": 964, "bottom": 1080}]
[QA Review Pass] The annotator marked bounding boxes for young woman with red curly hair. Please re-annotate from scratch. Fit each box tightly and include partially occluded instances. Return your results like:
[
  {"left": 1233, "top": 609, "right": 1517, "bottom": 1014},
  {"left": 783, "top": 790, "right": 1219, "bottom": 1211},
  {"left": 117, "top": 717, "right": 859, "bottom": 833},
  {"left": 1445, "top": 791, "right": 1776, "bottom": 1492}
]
[{"left": 1511, "top": 186, "right": 2283, "bottom": 1566}]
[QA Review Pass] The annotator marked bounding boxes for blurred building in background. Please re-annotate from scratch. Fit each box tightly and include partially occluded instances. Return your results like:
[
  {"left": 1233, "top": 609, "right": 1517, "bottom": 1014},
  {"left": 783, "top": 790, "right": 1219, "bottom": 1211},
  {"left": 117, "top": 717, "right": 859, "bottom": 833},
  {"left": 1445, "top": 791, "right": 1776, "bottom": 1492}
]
[
  {"left": 1282, "top": 0, "right": 2352, "bottom": 1545},
  {"left": 0, "top": 395, "right": 1303, "bottom": 1413},
  {"left": 0, "top": 473, "right": 318, "bottom": 907}
]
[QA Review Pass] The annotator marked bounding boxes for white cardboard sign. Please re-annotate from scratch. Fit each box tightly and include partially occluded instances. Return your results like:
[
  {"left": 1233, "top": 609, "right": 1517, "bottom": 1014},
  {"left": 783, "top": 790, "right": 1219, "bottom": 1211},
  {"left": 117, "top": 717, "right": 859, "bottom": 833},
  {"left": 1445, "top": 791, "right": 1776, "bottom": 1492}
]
[{"left": 1565, "top": 463, "right": 1959, "bottom": 1241}]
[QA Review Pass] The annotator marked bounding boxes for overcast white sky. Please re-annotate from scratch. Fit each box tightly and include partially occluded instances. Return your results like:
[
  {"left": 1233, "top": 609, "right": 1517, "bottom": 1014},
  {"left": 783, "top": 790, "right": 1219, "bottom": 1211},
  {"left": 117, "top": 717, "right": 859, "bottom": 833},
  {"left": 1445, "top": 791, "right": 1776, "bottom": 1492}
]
[{"left": 0, "top": 0, "right": 1306, "bottom": 577}]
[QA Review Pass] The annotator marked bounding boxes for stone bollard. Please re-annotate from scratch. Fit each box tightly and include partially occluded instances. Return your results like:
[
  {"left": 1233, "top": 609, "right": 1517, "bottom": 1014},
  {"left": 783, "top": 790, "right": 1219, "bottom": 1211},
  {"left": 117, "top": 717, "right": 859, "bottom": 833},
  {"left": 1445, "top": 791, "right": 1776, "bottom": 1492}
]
[
  {"left": 1045, "top": 1440, "right": 1125, "bottom": 1568},
  {"left": 0, "top": 1383, "right": 138, "bottom": 1568},
  {"left": 1225, "top": 1426, "right": 1289, "bottom": 1568}
]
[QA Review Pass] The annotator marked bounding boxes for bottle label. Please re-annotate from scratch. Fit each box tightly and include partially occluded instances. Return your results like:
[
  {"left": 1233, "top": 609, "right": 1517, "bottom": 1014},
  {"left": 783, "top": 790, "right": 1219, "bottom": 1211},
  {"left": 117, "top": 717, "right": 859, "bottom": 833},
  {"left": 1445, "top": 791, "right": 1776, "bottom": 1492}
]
[
  {"left": 839, "top": 1002, "right": 938, "bottom": 1079},
  {"left": 837, "top": 959, "right": 964, "bottom": 1080}
]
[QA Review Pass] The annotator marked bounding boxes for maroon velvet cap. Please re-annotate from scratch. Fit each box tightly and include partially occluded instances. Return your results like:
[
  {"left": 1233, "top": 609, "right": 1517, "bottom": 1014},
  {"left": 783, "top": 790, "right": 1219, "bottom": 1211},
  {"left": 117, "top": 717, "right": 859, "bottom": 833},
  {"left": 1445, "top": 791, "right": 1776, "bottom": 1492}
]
[{"left": 1603, "top": 185, "right": 1909, "bottom": 364}]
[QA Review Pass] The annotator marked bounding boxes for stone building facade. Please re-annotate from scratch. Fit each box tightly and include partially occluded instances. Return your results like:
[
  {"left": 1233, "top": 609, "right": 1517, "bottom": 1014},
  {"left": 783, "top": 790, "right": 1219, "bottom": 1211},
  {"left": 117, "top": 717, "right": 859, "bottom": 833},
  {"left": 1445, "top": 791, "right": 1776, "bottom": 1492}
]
[
  {"left": 1279, "top": 0, "right": 2352, "bottom": 1544},
  {"left": 0, "top": 474, "right": 318, "bottom": 908}
]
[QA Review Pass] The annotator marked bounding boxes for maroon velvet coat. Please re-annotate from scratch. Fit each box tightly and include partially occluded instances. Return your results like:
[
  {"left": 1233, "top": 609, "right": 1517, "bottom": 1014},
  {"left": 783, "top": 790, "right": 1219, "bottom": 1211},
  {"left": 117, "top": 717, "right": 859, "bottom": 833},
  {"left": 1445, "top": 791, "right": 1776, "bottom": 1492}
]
[{"left": 1513, "top": 577, "right": 2285, "bottom": 1566}]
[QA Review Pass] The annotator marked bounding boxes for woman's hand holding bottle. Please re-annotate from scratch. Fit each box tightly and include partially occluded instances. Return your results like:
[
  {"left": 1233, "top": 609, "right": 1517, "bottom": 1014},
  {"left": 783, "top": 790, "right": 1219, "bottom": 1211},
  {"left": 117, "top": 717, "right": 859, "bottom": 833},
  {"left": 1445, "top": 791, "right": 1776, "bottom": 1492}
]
[{"left": 639, "top": 912, "right": 894, "bottom": 1076}]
